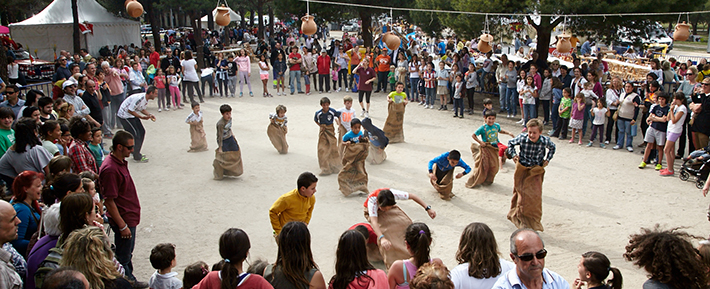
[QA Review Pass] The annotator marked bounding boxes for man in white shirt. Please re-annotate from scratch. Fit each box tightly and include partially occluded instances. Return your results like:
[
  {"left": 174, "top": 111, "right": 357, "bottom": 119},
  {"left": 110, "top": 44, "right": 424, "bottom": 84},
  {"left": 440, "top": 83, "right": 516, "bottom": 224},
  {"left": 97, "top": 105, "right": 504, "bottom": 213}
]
[
  {"left": 117, "top": 86, "right": 157, "bottom": 163},
  {"left": 492, "top": 229, "right": 569, "bottom": 289}
]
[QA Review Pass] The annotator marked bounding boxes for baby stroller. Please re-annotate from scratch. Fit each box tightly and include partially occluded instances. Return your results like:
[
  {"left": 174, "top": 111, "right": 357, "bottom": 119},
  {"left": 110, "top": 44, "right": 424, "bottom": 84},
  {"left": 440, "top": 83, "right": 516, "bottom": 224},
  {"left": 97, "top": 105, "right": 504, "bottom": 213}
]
[{"left": 679, "top": 155, "right": 710, "bottom": 189}]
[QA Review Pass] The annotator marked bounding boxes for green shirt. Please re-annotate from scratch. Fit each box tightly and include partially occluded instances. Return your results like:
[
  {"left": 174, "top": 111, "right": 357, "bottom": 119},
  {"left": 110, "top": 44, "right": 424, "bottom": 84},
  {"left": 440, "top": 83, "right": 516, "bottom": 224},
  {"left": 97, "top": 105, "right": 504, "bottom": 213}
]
[
  {"left": 388, "top": 91, "right": 407, "bottom": 103},
  {"left": 0, "top": 129, "right": 15, "bottom": 156},
  {"left": 560, "top": 97, "right": 572, "bottom": 119},
  {"left": 388, "top": 71, "right": 396, "bottom": 84},
  {"left": 475, "top": 123, "right": 501, "bottom": 145}
]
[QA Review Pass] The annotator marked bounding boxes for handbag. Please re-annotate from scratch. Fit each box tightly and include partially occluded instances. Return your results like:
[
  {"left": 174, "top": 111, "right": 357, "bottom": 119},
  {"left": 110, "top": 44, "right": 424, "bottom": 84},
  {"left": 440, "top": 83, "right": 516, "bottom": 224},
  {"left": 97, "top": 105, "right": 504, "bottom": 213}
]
[{"left": 612, "top": 110, "right": 618, "bottom": 122}]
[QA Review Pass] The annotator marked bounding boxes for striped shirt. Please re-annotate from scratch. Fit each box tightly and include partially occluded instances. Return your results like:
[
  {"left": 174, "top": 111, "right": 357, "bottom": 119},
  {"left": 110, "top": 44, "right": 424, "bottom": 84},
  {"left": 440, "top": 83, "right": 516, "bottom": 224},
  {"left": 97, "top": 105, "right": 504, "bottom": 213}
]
[{"left": 423, "top": 71, "right": 436, "bottom": 88}]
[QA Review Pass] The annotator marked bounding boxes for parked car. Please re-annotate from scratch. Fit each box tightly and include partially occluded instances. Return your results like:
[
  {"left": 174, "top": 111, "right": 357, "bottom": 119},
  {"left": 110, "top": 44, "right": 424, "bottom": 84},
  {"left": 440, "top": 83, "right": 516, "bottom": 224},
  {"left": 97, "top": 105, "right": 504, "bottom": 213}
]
[
  {"left": 12, "top": 50, "right": 54, "bottom": 81},
  {"left": 342, "top": 21, "right": 359, "bottom": 32}
]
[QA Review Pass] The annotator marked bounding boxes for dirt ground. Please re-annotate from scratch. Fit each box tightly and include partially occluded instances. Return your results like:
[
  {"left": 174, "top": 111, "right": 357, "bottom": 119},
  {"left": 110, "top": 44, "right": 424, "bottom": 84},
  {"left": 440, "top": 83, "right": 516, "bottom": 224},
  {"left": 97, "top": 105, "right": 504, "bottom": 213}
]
[{"left": 121, "top": 65, "right": 709, "bottom": 288}]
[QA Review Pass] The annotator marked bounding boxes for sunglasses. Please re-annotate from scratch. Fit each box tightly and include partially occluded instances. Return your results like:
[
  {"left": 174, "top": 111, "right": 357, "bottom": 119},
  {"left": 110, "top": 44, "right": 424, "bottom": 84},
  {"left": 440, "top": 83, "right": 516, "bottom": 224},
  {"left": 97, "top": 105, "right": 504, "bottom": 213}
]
[
  {"left": 515, "top": 249, "right": 547, "bottom": 262},
  {"left": 123, "top": 145, "right": 134, "bottom": 149},
  {"left": 703, "top": 83, "right": 710, "bottom": 86}
]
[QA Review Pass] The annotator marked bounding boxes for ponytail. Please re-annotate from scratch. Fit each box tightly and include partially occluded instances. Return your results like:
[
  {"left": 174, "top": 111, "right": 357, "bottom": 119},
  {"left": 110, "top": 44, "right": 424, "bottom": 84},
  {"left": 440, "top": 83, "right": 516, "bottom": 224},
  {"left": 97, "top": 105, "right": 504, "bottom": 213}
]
[
  {"left": 405, "top": 223, "right": 431, "bottom": 267},
  {"left": 218, "top": 228, "right": 251, "bottom": 289},
  {"left": 607, "top": 267, "right": 623, "bottom": 289},
  {"left": 581, "top": 251, "right": 622, "bottom": 289},
  {"left": 220, "top": 259, "right": 240, "bottom": 289}
]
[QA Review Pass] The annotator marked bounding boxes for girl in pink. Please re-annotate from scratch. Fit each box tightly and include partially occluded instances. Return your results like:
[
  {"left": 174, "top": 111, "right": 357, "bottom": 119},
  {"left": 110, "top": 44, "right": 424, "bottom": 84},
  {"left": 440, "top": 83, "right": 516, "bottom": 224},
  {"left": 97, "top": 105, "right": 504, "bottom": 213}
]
[
  {"left": 154, "top": 69, "right": 167, "bottom": 111},
  {"left": 236, "top": 49, "right": 252, "bottom": 97},
  {"left": 387, "top": 223, "right": 443, "bottom": 289},
  {"left": 167, "top": 65, "right": 182, "bottom": 109},
  {"left": 331, "top": 63, "right": 338, "bottom": 92},
  {"left": 569, "top": 93, "right": 585, "bottom": 144}
]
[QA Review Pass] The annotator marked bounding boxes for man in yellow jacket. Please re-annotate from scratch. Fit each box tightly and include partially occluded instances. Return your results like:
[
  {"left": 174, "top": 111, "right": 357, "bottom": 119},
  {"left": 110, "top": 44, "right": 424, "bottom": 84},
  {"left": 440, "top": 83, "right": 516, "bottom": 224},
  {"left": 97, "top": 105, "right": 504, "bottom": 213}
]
[{"left": 269, "top": 172, "right": 318, "bottom": 236}]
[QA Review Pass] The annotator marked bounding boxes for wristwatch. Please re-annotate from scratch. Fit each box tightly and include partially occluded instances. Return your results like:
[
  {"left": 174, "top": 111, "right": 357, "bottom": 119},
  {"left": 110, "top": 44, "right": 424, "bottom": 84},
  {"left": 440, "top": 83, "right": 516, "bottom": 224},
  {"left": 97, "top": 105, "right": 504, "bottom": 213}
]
[{"left": 425, "top": 205, "right": 431, "bottom": 211}]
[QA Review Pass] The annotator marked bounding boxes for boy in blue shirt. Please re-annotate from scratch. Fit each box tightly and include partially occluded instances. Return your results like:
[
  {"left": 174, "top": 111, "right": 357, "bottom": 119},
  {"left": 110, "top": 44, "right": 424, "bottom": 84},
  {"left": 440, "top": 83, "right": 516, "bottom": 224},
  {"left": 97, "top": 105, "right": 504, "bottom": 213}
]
[
  {"left": 342, "top": 118, "right": 365, "bottom": 144},
  {"left": 427, "top": 150, "right": 471, "bottom": 200},
  {"left": 315, "top": 97, "right": 342, "bottom": 175}
]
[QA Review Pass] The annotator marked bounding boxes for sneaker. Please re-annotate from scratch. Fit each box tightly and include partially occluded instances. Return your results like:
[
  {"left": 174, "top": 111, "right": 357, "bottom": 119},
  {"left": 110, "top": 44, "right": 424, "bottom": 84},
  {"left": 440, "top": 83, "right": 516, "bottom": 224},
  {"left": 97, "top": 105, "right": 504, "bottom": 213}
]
[
  {"left": 165, "top": 107, "right": 169, "bottom": 111},
  {"left": 655, "top": 164, "right": 662, "bottom": 170},
  {"left": 220, "top": 95, "right": 224, "bottom": 98},
  {"left": 129, "top": 280, "right": 149, "bottom": 289},
  {"left": 586, "top": 141, "right": 593, "bottom": 147},
  {"left": 459, "top": 115, "right": 464, "bottom": 118},
  {"left": 626, "top": 147, "right": 634, "bottom": 152},
  {"left": 135, "top": 156, "right": 149, "bottom": 163},
  {"left": 660, "top": 169, "right": 675, "bottom": 176},
  {"left": 337, "top": 88, "right": 341, "bottom": 92},
  {"left": 507, "top": 114, "right": 511, "bottom": 118},
  {"left": 364, "top": 111, "right": 369, "bottom": 118},
  {"left": 419, "top": 102, "right": 424, "bottom": 106},
  {"left": 605, "top": 140, "right": 610, "bottom": 145},
  {"left": 250, "top": 92, "right": 254, "bottom": 97},
  {"left": 569, "top": 138, "right": 574, "bottom": 143},
  {"left": 578, "top": 140, "right": 582, "bottom": 145},
  {"left": 307, "top": 92, "right": 311, "bottom": 95},
  {"left": 361, "top": 110, "right": 366, "bottom": 117},
  {"left": 600, "top": 143, "right": 606, "bottom": 149},
  {"left": 516, "top": 119, "right": 524, "bottom": 124},
  {"left": 158, "top": 108, "right": 162, "bottom": 112},
  {"left": 453, "top": 114, "right": 459, "bottom": 118},
  {"left": 613, "top": 145, "right": 621, "bottom": 150},
  {"left": 522, "top": 127, "right": 527, "bottom": 132},
  {"left": 638, "top": 161, "right": 646, "bottom": 169},
  {"left": 240, "top": 92, "right": 244, "bottom": 97}
]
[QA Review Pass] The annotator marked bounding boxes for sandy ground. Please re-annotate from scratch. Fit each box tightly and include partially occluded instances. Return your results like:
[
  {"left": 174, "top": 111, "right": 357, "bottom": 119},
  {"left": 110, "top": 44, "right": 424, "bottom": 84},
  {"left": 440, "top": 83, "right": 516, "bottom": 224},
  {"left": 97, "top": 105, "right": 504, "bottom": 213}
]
[{"left": 117, "top": 64, "right": 710, "bottom": 289}]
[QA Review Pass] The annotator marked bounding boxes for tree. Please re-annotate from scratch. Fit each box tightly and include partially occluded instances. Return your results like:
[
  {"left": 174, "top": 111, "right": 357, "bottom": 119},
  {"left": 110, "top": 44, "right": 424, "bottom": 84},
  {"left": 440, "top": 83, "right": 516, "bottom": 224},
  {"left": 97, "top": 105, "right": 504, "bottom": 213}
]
[
  {"left": 72, "top": 0, "right": 81, "bottom": 54},
  {"left": 0, "top": 0, "right": 51, "bottom": 26}
]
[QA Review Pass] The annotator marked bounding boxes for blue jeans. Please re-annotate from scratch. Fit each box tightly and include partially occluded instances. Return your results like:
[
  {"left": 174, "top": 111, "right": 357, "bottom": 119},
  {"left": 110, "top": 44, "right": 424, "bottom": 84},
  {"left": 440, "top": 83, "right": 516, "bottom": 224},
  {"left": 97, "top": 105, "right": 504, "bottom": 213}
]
[
  {"left": 617, "top": 119, "right": 633, "bottom": 148},
  {"left": 582, "top": 104, "right": 592, "bottom": 137},
  {"left": 499, "top": 83, "right": 507, "bottom": 111},
  {"left": 111, "top": 225, "right": 137, "bottom": 281},
  {"left": 454, "top": 98, "right": 464, "bottom": 116},
  {"left": 289, "top": 70, "right": 302, "bottom": 93},
  {"left": 523, "top": 104, "right": 535, "bottom": 126},
  {"left": 425, "top": 87, "right": 436, "bottom": 106},
  {"left": 410, "top": 77, "right": 420, "bottom": 101},
  {"left": 506, "top": 87, "right": 518, "bottom": 116},
  {"left": 551, "top": 101, "right": 560, "bottom": 132}
]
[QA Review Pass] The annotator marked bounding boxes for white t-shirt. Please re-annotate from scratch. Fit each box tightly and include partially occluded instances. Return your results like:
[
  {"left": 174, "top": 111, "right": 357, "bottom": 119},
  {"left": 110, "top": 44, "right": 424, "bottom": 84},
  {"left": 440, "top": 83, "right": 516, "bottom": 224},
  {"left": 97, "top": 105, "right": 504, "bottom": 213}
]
[
  {"left": 366, "top": 189, "right": 409, "bottom": 217},
  {"left": 409, "top": 62, "right": 420, "bottom": 78},
  {"left": 337, "top": 107, "right": 356, "bottom": 131},
  {"left": 201, "top": 67, "right": 214, "bottom": 78},
  {"left": 667, "top": 105, "right": 688, "bottom": 134},
  {"left": 181, "top": 59, "right": 199, "bottom": 82},
  {"left": 592, "top": 107, "right": 608, "bottom": 125},
  {"left": 117, "top": 93, "right": 148, "bottom": 119},
  {"left": 259, "top": 61, "right": 269, "bottom": 75},
  {"left": 450, "top": 259, "right": 515, "bottom": 289},
  {"left": 7, "top": 64, "right": 19, "bottom": 79}
]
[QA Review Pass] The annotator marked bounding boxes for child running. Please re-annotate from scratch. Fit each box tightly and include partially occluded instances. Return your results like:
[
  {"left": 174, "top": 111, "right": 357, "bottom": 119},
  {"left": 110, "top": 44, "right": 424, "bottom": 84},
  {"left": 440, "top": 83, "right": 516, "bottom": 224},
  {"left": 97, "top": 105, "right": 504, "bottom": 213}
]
[
  {"left": 267, "top": 105, "right": 288, "bottom": 154},
  {"left": 314, "top": 97, "right": 342, "bottom": 175},
  {"left": 569, "top": 93, "right": 585, "bottom": 144},
  {"left": 185, "top": 102, "right": 208, "bottom": 152},
  {"left": 468, "top": 110, "right": 515, "bottom": 188},
  {"left": 167, "top": 65, "right": 182, "bottom": 109},
  {"left": 661, "top": 92, "right": 688, "bottom": 176}
]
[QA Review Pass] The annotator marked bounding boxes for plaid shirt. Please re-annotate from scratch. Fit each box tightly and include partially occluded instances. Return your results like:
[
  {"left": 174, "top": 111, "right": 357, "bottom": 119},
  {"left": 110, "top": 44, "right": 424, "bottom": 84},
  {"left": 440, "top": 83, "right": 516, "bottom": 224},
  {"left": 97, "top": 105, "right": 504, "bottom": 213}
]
[
  {"left": 68, "top": 141, "right": 98, "bottom": 174},
  {"left": 423, "top": 71, "right": 436, "bottom": 88},
  {"left": 1, "top": 243, "right": 24, "bottom": 278},
  {"left": 507, "top": 133, "right": 556, "bottom": 167}
]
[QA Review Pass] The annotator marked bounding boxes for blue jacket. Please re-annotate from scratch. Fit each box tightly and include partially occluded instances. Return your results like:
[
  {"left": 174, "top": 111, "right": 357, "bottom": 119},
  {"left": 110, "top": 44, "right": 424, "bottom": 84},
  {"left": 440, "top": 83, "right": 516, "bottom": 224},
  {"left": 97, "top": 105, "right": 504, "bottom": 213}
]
[{"left": 428, "top": 152, "right": 471, "bottom": 175}]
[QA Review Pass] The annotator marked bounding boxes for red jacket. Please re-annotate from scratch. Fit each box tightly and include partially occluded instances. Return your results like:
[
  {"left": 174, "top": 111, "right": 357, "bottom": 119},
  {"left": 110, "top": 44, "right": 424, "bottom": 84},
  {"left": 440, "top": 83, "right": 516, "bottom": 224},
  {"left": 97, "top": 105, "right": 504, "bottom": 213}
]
[{"left": 317, "top": 55, "right": 331, "bottom": 75}]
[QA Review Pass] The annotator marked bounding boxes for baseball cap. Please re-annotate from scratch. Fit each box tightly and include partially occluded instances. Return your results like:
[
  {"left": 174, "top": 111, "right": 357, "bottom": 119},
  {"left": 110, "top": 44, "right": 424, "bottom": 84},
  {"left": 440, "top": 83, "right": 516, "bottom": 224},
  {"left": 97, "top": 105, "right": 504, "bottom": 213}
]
[
  {"left": 702, "top": 77, "right": 710, "bottom": 85},
  {"left": 62, "top": 78, "right": 78, "bottom": 89}
]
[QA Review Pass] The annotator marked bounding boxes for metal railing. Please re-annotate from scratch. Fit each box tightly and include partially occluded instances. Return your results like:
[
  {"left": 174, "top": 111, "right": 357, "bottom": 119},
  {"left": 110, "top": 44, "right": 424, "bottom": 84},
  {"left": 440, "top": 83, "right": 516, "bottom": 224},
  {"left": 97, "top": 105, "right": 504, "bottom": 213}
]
[{"left": 19, "top": 81, "right": 54, "bottom": 98}]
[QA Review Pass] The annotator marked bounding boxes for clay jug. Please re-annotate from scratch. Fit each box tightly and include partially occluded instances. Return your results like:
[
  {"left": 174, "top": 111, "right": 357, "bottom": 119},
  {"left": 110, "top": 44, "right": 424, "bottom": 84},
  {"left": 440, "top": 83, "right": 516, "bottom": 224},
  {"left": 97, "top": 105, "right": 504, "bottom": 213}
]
[
  {"left": 301, "top": 15, "right": 317, "bottom": 36},
  {"left": 478, "top": 33, "right": 493, "bottom": 53},
  {"left": 125, "top": 0, "right": 143, "bottom": 18},
  {"left": 383, "top": 32, "right": 400, "bottom": 51},
  {"left": 674, "top": 21, "right": 690, "bottom": 41},
  {"left": 556, "top": 35, "right": 572, "bottom": 53},
  {"left": 215, "top": 6, "right": 231, "bottom": 27}
]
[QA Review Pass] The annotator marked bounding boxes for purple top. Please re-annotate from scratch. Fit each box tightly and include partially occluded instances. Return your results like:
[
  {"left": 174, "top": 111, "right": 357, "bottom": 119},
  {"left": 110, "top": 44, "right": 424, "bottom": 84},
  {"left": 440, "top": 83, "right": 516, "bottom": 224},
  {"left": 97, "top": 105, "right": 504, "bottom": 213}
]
[
  {"left": 571, "top": 102, "right": 584, "bottom": 120},
  {"left": 26, "top": 235, "right": 59, "bottom": 289}
]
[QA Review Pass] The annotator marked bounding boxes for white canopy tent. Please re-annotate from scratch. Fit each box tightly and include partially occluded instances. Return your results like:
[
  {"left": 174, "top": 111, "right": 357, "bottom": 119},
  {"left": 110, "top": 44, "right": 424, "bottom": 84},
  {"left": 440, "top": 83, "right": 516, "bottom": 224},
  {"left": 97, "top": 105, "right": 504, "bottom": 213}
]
[
  {"left": 200, "top": 7, "right": 241, "bottom": 28},
  {"left": 9, "top": 0, "right": 140, "bottom": 61}
]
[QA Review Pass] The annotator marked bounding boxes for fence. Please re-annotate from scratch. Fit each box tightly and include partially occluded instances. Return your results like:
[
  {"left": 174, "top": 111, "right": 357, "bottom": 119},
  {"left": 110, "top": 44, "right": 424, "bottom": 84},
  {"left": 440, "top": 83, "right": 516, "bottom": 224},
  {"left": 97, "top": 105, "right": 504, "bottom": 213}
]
[
  {"left": 672, "top": 55, "right": 709, "bottom": 65},
  {"left": 19, "top": 81, "right": 53, "bottom": 98}
]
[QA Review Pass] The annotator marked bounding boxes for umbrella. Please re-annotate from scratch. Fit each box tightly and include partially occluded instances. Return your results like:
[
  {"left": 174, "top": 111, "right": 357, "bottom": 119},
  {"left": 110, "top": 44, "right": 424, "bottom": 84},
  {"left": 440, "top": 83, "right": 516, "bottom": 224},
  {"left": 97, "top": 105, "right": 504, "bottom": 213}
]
[{"left": 0, "top": 26, "right": 9, "bottom": 34}]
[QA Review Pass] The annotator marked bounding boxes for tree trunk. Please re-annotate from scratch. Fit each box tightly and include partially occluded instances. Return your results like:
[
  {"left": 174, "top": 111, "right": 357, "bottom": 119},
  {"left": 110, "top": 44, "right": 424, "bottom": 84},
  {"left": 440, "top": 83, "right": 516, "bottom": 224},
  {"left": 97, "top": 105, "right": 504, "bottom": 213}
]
[
  {"left": 191, "top": 13, "right": 205, "bottom": 69},
  {"left": 208, "top": 10, "right": 214, "bottom": 31},
  {"left": 528, "top": 15, "right": 563, "bottom": 70},
  {"left": 268, "top": 6, "right": 274, "bottom": 40},
  {"left": 692, "top": 18, "right": 699, "bottom": 35},
  {"left": 239, "top": 8, "right": 246, "bottom": 28},
  {"left": 257, "top": 1, "right": 264, "bottom": 39},
  {"left": 250, "top": 10, "right": 255, "bottom": 26},
  {"left": 1, "top": 11, "right": 8, "bottom": 26},
  {"left": 0, "top": 45, "right": 7, "bottom": 82},
  {"left": 358, "top": 9, "right": 372, "bottom": 47},
  {"left": 145, "top": 0, "right": 162, "bottom": 50},
  {"left": 71, "top": 0, "right": 81, "bottom": 54}
]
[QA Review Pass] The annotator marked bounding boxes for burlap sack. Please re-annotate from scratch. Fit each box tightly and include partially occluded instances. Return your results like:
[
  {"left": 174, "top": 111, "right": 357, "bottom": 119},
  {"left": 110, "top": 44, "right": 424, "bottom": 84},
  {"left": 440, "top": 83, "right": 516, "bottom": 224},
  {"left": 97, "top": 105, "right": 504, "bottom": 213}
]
[
  {"left": 367, "top": 143, "right": 387, "bottom": 164},
  {"left": 507, "top": 162, "right": 546, "bottom": 231},
  {"left": 364, "top": 206, "right": 411, "bottom": 269},
  {"left": 430, "top": 164, "right": 454, "bottom": 200},
  {"left": 465, "top": 143, "right": 500, "bottom": 188},
  {"left": 338, "top": 142, "right": 369, "bottom": 196},
  {"left": 383, "top": 102, "right": 405, "bottom": 143},
  {"left": 267, "top": 123, "right": 289, "bottom": 154},
  {"left": 213, "top": 149, "right": 243, "bottom": 180},
  {"left": 188, "top": 121, "right": 209, "bottom": 152},
  {"left": 337, "top": 124, "right": 347, "bottom": 158},
  {"left": 318, "top": 124, "right": 342, "bottom": 175}
]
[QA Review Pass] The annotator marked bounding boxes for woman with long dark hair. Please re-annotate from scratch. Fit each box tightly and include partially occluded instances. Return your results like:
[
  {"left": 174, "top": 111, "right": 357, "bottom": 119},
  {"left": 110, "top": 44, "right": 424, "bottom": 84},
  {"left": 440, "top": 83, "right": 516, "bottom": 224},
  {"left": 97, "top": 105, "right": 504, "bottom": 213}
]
[
  {"left": 265, "top": 221, "right": 325, "bottom": 289},
  {"left": 0, "top": 118, "right": 52, "bottom": 187},
  {"left": 387, "top": 223, "right": 443, "bottom": 289},
  {"left": 449, "top": 223, "right": 514, "bottom": 289},
  {"left": 181, "top": 50, "right": 203, "bottom": 103},
  {"left": 328, "top": 230, "right": 387, "bottom": 289}
]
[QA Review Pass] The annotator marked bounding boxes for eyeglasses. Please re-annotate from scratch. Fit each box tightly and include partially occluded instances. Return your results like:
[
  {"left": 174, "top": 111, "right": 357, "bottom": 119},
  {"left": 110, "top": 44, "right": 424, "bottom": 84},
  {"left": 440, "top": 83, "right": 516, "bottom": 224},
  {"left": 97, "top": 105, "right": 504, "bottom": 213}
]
[
  {"left": 702, "top": 83, "right": 710, "bottom": 86},
  {"left": 122, "top": 145, "right": 134, "bottom": 149},
  {"left": 60, "top": 59, "right": 67, "bottom": 61},
  {"left": 515, "top": 249, "right": 547, "bottom": 262}
]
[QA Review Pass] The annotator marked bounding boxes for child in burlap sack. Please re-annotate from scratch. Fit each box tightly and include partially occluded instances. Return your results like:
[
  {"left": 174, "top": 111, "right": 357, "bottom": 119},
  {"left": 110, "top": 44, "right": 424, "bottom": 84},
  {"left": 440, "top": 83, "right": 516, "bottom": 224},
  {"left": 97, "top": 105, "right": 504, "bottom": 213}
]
[
  {"left": 467, "top": 110, "right": 515, "bottom": 188},
  {"left": 506, "top": 119, "right": 556, "bottom": 231},
  {"left": 185, "top": 102, "right": 208, "bottom": 152},
  {"left": 383, "top": 82, "right": 408, "bottom": 143},
  {"left": 213, "top": 104, "right": 243, "bottom": 180},
  {"left": 267, "top": 105, "right": 289, "bottom": 154},
  {"left": 339, "top": 118, "right": 369, "bottom": 196},
  {"left": 427, "top": 150, "right": 471, "bottom": 200},
  {"left": 314, "top": 97, "right": 342, "bottom": 176}
]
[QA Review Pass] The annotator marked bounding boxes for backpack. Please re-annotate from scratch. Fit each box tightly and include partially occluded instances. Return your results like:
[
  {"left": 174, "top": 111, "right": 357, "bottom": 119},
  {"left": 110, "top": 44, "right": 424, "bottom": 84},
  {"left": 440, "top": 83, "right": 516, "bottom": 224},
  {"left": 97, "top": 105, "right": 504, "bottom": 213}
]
[
  {"left": 34, "top": 243, "right": 63, "bottom": 289},
  {"left": 417, "top": 78, "right": 425, "bottom": 95}
]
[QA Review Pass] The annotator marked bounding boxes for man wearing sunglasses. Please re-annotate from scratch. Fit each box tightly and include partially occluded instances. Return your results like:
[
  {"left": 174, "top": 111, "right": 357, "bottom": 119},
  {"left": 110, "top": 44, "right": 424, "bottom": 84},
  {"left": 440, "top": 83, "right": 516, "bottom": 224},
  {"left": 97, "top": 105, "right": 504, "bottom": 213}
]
[
  {"left": 690, "top": 77, "right": 710, "bottom": 150},
  {"left": 492, "top": 229, "right": 569, "bottom": 289}
]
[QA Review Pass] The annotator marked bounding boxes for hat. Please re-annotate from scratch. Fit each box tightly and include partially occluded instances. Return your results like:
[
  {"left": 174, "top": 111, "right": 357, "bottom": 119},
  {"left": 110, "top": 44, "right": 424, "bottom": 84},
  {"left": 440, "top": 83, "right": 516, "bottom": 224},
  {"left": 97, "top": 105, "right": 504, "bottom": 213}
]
[
  {"left": 62, "top": 78, "right": 77, "bottom": 89},
  {"left": 702, "top": 77, "right": 710, "bottom": 85}
]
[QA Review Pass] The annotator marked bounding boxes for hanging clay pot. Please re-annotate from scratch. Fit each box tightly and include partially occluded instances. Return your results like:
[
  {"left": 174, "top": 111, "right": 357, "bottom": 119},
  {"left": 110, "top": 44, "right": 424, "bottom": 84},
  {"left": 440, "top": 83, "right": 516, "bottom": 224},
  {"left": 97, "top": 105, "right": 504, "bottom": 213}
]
[
  {"left": 301, "top": 15, "right": 317, "bottom": 36},
  {"left": 383, "top": 32, "right": 401, "bottom": 51},
  {"left": 556, "top": 34, "right": 572, "bottom": 53},
  {"left": 674, "top": 21, "right": 691, "bottom": 41},
  {"left": 125, "top": 0, "right": 143, "bottom": 18},
  {"left": 215, "top": 6, "right": 231, "bottom": 27},
  {"left": 478, "top": 33, "right": 493, "bottom": 53}
]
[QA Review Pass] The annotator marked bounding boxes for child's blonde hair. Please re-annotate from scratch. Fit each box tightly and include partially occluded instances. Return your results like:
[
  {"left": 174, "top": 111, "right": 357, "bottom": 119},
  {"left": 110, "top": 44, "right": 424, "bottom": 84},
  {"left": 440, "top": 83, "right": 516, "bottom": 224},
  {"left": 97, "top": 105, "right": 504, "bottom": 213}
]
[
  {"left": 575, "top": 92, "right": 585, "bottom": 101},
  {"left": 583, "top": 81, "right": 593, "bottom": 89},
  {"left": 275, "top": 104, "right": 287, "bottom": 114},
  {"left": 410, "top": 262, "right": 454, "bottom": 289},
  {"left": 390, "top": 65, "right": 396, "bottom": 70},
  {"left": 343, "top": 95, "right": 353, "bottom": 103}
]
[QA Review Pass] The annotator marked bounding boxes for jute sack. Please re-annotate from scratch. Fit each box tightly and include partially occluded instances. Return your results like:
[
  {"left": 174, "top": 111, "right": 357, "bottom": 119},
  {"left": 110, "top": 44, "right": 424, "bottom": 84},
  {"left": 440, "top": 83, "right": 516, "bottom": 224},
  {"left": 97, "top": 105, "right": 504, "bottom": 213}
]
[
  {"left": 338, "top": 141, "right": 369, "bottom": 196},
  {"left": 267, "top": 123, "right": 289, "bottom": 154},
  {"left": 507, "top": 162, "right": 546, "bottom": 231},
  {"left": 364, "top": 206, "right": 411, "bottom": 269},
  {"left": 465, "top": 142, "right": 499, "bottom": 188},
  {"left": 337, "top": 125, "right": 347, "bottom": 158},
  {"left": 383, "top": 102, "right": 405, "bottom": 143},
  {"left": 213, "top": 150, "right": 243, "bottom": 180},
  {"left": 430, "top": 163, "right": 454, "bottom": 200},
  {"left": 367, "top": 143, "right": 387, "bottom": 164},
  {"left": 317, "top": 124, "right": 342, "bottom": 175},
  {"left": 188, "top": 121, "right": 208, "bottom": 152}
]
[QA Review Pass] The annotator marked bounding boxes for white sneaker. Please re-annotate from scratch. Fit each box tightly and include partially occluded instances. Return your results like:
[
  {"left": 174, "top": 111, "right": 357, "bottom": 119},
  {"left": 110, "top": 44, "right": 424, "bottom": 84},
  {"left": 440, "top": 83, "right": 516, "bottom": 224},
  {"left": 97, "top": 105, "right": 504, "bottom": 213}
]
[
  {"left": 516, "top": 119, "right": 524, "bottom": 124},
  {"left": 364, "top": 111, "right": 369, "bottom": 118},
  {"left": 361, "top": 110, "right": 365, "bottom": 117},
  {"left": 165, "top": 107, "right": 170, "bottom": 111},
  {"left": 337, "top": 88, "right": 341, "bottom": 92},
  {"left": 158, "top": 108, "right": 162, "bottom": 112}
]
